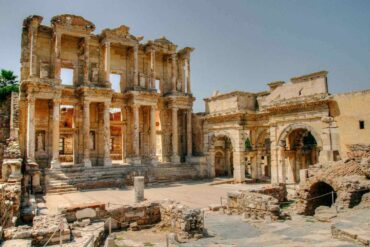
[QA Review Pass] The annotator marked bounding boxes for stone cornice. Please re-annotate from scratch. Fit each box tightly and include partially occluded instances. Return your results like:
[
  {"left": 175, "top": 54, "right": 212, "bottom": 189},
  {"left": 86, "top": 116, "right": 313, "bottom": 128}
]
[
  {"left": 261, "top": 94, "right": 330, "bottom": 114},
  {"left": 204, "top": 91, "right": 255, "bottom": 102},
  {"left": 291, "top": 70, "right": 328, "bottom": 83}
]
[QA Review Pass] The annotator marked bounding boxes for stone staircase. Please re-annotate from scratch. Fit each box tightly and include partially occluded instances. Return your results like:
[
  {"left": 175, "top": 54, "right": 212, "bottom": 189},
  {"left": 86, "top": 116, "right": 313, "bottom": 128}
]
[{"left": 45, "top": 163, "right": 200, "bottom": 195}]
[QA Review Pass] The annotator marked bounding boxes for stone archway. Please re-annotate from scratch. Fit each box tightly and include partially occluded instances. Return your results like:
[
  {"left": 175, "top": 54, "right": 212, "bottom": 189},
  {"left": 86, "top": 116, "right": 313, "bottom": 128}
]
[
  {"left": 255, "top": 129, "right": 271, "bottom": 179},
  {"left": 277, "top": 124, "right": 322, "bottom": 184},
  {"left": 208, "top": 133, "right": 236, "bottom": 179}
]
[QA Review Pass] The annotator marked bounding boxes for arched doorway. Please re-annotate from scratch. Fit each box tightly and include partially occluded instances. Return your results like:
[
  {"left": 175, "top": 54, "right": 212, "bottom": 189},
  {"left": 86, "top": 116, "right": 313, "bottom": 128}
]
[
  {"left": 307, "top": 181, "right": 337, "bottom": 215},
  {"left": 255, "top": 130, "right": 271, "bottom": 180},
  {"left": 279, "top": 126, "right": 320, "bottom": 184},
  {"left": 213, "top": 136, "right": 233, "bottom": 177}
]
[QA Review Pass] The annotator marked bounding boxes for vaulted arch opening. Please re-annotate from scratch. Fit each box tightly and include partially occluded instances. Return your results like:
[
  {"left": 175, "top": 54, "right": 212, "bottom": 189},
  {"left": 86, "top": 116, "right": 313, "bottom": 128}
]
[{"left": 307, "top": 181, "right": 337, "bottom": 215}]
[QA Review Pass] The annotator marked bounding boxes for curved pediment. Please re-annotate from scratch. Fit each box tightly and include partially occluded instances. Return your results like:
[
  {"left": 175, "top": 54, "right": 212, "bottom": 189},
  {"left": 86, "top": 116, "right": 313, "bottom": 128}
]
[{"left": 51, "top": 14, "right": 95, "bottom": 33}]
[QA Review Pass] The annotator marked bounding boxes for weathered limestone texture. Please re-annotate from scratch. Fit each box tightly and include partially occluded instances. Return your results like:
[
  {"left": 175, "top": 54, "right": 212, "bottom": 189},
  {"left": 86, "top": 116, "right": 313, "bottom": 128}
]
[
  {"left": 159, "top": 199, "right": 204, "bottom": 239},
  {"left": 134, "top": 176, "right": 144, "bottom": 203},
  {"left": 226, "top": 190, "right": 286, "bottom": 221},
  {"left": 0, "top": 183, "right": 21, "bottom": 228},
  {"left": 18, "top": 14, "right": 196, "bottom": 190},
  {"left": 3, "top": 214, "right": 70, "bottom": 245}
]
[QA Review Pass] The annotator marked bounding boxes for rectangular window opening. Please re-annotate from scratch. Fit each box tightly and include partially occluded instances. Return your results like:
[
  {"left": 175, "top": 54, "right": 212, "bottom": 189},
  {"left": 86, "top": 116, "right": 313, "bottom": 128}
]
[
  {"left": 61, "top": 68, "right": 74, "bottom": 86},
  {"left": 155, "top": 79, "right": 161, "bottom": 93},
  {"left": 359, "top": 120, "right": 365, "bottom": 129},
  {"left": 110, "top": 74, "right": 121, "bottom": 92}
]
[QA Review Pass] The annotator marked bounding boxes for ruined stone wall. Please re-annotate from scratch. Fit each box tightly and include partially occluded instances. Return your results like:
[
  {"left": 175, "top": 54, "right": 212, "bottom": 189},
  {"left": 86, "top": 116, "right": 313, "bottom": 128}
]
[
  {"left": 331, "top": 90, "right": 370, "bottom": 158},
  {"left": 0, "top": 183, "right": 21, "bottom": 228},
  {"left": 226, "top": 190, "right": 284, "bottom": 221},
  {"left": 0, "top": 94, "right": 12, "bottom": 173}
]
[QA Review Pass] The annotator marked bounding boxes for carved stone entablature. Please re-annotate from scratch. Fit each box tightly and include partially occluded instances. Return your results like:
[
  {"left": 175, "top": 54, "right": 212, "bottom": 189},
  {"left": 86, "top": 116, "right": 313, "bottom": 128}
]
[
  {"left": 166, "top": 95, "right": 195, "bottom": 109},
  {"left": 100, "top": 25, "right": 142, "bottom": 46},
  {"left": 261, "top": 93, "right": 330, "bottom": 114},
  {"left": 20, "top": 79, "right": 62, "bottom": 98},
  {"left": 204, "top": 112, "right": 244, "bottom": 124},
  {"left": 51, "top": 14, "right": 95, "bottom": 35},
  {"left": 76, "top": 87, "right": 113, "bottom": 102},
  {"left": 126, "top": 91, "right": 159, "bottom": 106}
]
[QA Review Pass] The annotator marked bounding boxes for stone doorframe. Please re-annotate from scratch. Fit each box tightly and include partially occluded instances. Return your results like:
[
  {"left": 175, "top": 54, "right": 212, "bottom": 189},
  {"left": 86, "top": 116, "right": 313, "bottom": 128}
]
[{"left": 206, "top": 132, "right": 245, "bottom": 183}]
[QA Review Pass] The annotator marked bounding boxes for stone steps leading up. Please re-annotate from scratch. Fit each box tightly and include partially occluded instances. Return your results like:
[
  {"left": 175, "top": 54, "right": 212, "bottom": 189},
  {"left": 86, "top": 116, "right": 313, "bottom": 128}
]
[{"left": 45, "top": 163, "right": 200, "bottom": 195}]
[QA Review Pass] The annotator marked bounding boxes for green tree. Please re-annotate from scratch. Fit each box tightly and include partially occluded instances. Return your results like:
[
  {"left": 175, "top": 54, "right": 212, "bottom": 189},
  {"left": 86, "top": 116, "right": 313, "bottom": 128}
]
[
  {"left": 0, "top": 69, "right": 18, "bottom": 87},
  {"left": 0, "top": 69, "right": 19, "bottom": 101}
]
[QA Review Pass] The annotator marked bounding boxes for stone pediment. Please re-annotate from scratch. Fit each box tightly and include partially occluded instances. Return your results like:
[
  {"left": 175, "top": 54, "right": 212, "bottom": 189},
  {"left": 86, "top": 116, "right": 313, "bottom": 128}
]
[
  {"left": 101, "top": 25, "right": 142, "bottom": 44},
  {"left": 146, "top": 36, "right": 177, "bottom": 53},
  {"left": 51, "top": 14, "right": 95, "bottom": 33}
]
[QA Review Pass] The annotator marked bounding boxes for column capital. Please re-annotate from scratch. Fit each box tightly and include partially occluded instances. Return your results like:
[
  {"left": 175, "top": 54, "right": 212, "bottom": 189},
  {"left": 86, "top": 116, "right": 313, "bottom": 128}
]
[
  {"left": 52, "top": 98, "right": 61, "bottom": 104},
  {"left": 132, "top": 104, "right": 140, "bottom": 110},
  {"left": 103, "top": 101, "right": 111, "bottom": 108},
  {"left": 27, "top": 94, "right": 35, "bottom": 103},
  {"left": 172, "top": 106, "right": 179, "bottom": 111},
  {"left": 133, "top": 45, "right": 139, "bottom": 52}
]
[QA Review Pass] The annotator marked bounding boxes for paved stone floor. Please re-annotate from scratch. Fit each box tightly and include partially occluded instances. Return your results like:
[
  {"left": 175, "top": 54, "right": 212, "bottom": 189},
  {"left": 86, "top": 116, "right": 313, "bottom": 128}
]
[
  {"left": 43, "top": 180, "right": 362, "bottom": 246},
  {"left": 44, "top": 179, "right": 268, "bottom": 213}
]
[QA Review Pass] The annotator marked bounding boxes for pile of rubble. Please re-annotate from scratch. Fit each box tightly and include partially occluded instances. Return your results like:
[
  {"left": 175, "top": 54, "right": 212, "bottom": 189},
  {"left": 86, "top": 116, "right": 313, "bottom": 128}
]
[
  {"left": 158, "top": 199, "right": 204, "bottom": 240},
  {"left": 3, "top": 215, "right": 70, "bottom": 245},
  {"left": 0, "top": 182, "right": 21, "bottom": 228}
]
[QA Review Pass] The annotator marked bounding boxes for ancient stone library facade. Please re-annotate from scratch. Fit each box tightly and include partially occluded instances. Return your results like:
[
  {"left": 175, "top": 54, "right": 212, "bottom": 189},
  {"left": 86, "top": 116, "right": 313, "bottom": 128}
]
[{"left": 1, "top": 14, "right": 370, "bottom": 192}]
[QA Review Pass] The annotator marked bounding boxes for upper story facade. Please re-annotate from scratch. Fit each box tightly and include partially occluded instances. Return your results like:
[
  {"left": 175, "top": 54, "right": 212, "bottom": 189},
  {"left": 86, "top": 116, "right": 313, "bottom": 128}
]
[{"left": 20, "top": 14, "right": 194, "bottom": 107}]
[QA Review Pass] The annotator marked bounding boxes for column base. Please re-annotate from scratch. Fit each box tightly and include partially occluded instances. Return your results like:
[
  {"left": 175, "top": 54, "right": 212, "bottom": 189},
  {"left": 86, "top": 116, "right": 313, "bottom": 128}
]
[
  {"left": 186, "top": 155, "right": 193, "bottom": 163},
  {"left": 126, "top": 157, "right": 141, "bottom": 165},
  {"left": 104, "top": 158, "right": 112, "bottom": 167},
  {"left": 50, "top": 159, "right": 61, "bottom": 169},
  {"left": 151, "top": 155, "right": 158, "bottom": 166},
  {"left": 171, "top": 155, "right": 180, "bottom": 163},
  {"left": 83, "top": 158, "right": 92, "bottom": 168}
]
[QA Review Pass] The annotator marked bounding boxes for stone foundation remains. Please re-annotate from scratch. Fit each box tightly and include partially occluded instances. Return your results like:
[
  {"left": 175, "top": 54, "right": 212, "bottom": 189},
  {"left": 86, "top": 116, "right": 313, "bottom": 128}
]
[
  {"left": 296, "top": 159, "right": 370, "bottom": 215},
  {"left": 226, "top": 190, "right": 286, "bottom": 221}
]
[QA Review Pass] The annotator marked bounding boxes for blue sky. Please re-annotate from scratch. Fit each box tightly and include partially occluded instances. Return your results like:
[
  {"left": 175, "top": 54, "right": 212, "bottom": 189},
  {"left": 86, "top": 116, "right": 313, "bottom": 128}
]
[{"left": 0, "top": 0, "right": 369, "bottom": 112}]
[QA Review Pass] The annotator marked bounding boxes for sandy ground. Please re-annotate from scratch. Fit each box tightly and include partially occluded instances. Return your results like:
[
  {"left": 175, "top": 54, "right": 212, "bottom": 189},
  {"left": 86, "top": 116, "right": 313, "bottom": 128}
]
[{"left": 44, "top": 179, "right": 268, "bottom": 213}]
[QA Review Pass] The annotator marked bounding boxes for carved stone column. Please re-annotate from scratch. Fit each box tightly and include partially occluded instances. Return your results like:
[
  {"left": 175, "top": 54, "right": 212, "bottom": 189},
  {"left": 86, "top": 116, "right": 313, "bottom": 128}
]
[
  {"left": 133, "top": 104, "right": 140, "bottom": 158},
  {"left": 150, "top": 49, "right": 156, "bottom": 89},
  {"left": 186, "top": 57, "right": 191, "bottom": 94},
  {"left": 186, "top": 109, "right": 192, "bottom": 160},
  {"left": 82, "top": 100, "right": 92, "bottom": 167},
  {"left": 104, "top": 41, "right": 111, "bottom": 85},
  {"left": 50, "top": 98, "right": 61, "bottom": 168},
  {"left": 53, "top": 32, "right": 62, "bottom": 80},
  {"left": 133, "top": 46, "right": 139, "bottom": 87},
  {"left": 171, "top": 53, "right": 177, "bottom": 93},
  {"left": 121, "top": 107, "right": 127, "bottom": 163},
  {"left": 150, "top": 106, "right": 157, "bottom": 163},
  {"left": 83, "top": 36, "right": 90, "bottom": 84},
  {"left": 103, "top": 102, "right": 112, "bottom": 167},
  {"left": 29, "top": 25, "right": 38, "bottom": 78},
  {"left": 278, "top": 145, "right": 286, "bottom": 183},
  {"left": 171, "top": 107, "right": 180, "bottom": 163},
  {"left": 26, "top": 95, "right": 36, "bottom": 162}
]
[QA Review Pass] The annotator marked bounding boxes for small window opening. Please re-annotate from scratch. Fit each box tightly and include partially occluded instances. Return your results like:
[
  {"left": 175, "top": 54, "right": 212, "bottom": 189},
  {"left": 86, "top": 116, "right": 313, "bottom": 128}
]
[
  {"left": 155, "top": 79, "right": 161, "bottom": 93},
  {"left": 61, "top": 68, "right": 74, "bottom": 86},
  {"left": 110, "top": 74, "right": 121, "bottom": 92},
  {"left": 359, "top": 120, "right": 365, "bottom": 129}
]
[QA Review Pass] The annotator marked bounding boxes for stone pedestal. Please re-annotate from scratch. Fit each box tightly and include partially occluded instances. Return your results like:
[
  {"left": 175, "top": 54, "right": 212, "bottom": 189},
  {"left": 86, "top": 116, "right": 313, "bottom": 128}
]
[{"left": 134, "top": 176, "right": 144, "bottom": 203}]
